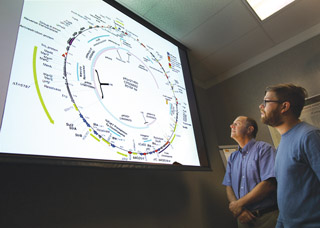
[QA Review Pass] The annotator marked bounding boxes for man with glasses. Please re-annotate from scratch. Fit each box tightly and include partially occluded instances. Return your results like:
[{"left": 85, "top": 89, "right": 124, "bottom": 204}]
[
  {"left": 260, "top": 83, "right": 320, "bottom": 228},
  {"left": 223, "top": 116, "right": 278, "bottom": 228}
]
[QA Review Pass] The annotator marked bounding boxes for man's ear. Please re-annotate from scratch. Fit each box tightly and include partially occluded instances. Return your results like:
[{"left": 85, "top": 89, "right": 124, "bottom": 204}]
[
  {"left": 281, "top": 101, "right": 290, "bottom": 113},
  {"left": 247, "top": 125, "right": 254, "bottom": 135}
]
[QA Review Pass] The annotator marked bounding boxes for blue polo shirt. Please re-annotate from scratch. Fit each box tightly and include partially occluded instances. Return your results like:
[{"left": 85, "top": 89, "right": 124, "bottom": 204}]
[
  {"left": 275, "top": 122, "right": 320, "bottom": 228},
  {"left": 222, "top": 139, "right": 277, "bottom": 211}
]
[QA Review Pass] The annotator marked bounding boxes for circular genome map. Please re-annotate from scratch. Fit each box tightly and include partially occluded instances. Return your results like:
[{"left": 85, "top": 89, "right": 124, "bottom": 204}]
[
  {"left": 0, "top": 0, "right": 200, "bottom": 166},
  {"left": 64, "top": 25, "right": 178, "bottom": 157}
]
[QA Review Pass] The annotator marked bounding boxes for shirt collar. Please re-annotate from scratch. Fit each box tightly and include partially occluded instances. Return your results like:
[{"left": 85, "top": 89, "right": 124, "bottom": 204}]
[{"left": 239, "top": 139, "right": 256, "bottom": 154}]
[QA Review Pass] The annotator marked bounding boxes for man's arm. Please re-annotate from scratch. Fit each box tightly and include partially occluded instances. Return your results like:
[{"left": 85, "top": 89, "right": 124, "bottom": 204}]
[
  {"left": 229, "top": 178, "right": 276, "bottom": 216},
  {"left": 305, "top": 130, "right": 320, "bottom": 181},
  {"left": 226, "top": 186, "right": 246, "bottom": 218},
  {"left": 226, "top": 186, "right": 257, "bottom": 223},
  {"left": 226, "top": 186, "right": 237, "bottom": 203}
]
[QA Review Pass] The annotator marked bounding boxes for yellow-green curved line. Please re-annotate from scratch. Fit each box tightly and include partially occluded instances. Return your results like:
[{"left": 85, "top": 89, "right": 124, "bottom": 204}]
[
  {"left": 33, "top": 46, "right": 54, "bottom": 124},
  {"left": 102, "top": 138, "right": 111, "bottom": 146},
  {"left": 117, "top": 152, "right": 127, "bottom": 157},
  {"left": 90, "top": 133, "right": 100, "bottom": 142},
  {"left": 170, "top": 134, "right": 176, "bottom": 144}
]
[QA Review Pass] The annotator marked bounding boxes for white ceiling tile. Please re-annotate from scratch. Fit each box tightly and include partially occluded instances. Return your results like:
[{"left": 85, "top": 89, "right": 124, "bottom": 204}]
[
  {"left": 143, "top": 0, "right": 233, "bottom": 40},
  {"left": 114, "top": 0, "right": 158, "bottom": 16},
  {"left": 202, "top": 27, "right": 274, "bottom": 76},
  {"left": 262, "top": 0, "right": 320, "bottom": 43},
  {"left": 182, "top": 0, "right": 258, "bottom": 60}
]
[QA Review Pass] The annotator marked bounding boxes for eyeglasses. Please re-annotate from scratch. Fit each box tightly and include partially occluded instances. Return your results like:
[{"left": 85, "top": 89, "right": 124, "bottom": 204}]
[{"left": 261, "top": 100, "right": 282, "bottom": 106}]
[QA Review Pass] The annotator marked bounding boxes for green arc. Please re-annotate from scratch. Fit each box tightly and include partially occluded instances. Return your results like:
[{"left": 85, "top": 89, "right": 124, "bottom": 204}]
[{"left": 33, "top": 46, "right": 54, "bottom": 124}]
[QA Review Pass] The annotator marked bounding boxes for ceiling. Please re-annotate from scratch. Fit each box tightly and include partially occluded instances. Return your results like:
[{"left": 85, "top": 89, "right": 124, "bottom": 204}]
[{"left": 114, "top": 0, "right": 320, "bottom": 89}]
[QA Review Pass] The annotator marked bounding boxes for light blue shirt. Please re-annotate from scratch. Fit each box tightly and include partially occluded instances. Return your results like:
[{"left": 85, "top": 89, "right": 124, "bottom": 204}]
[
  {"left": 222, "top": 139, "right": 277, "bottom": 211},
  {"left": 275, "top": 122, "right": 320, "bottom": 228}
]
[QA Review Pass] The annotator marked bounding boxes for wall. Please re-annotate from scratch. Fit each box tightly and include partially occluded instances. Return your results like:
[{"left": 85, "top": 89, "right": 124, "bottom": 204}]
[{"left": 208, "top": 34, "right": 320, "bottom": 146}]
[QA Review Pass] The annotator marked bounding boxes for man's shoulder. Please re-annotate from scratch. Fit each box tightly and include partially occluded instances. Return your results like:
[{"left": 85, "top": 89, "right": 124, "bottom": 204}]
[
  {"left": 289, "top": 122, "right": 320, "bottom": 139},
  {"left": 290, "top": 121, "right": 318, "bottom": 133},
  {"left": 228, "top": 149, "right": 241, "bottom": 161},
  {"left": 300, "top": 122, "right": 320, "bottom": 143},
  {"left": 301, "top": 122, "right": 320, "bottom": 133},
  {"left": 251, "top": 141, "right": 275, "bottom": 156},
  {"left": 254, "top": 140, "right": 274, "bottom": 149}
]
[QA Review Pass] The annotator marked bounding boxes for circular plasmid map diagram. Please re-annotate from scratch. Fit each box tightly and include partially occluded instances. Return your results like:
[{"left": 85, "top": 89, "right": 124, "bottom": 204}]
[
  {"left": 0, "top": 1, "right": 200, "bottom": 166},
  {"left": 65, "top": 25, "right": 178, "bottom": 158}
]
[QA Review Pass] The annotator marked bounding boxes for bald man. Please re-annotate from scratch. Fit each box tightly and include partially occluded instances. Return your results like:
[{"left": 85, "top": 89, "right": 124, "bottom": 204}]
[{"left": 223, "top": 116, "right": 278, "bottom": 228}]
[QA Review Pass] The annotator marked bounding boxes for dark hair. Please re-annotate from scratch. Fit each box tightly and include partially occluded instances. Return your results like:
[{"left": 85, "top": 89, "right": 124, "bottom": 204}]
[
  {"left": 265, "top": 83, "right": 308, "bottom": 118},
  {"left": 245, "top": 117, "right": 258, "bottom": 138}
]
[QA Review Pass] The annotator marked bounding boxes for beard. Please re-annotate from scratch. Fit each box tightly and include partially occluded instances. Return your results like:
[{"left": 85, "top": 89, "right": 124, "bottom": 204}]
[{"left": 261, "top": 109, "right": 284, "bottom": 127}]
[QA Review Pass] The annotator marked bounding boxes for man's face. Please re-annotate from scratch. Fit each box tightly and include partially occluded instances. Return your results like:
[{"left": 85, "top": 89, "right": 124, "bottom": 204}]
[
  {"left": 230, "top": 116, "right": 248, "bottom": 141},
  {"left": 259, "top": 91, "right": 284, "bottom": 127}
]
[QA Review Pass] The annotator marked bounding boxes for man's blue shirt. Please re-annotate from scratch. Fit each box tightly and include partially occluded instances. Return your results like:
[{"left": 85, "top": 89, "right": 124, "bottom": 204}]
[
  {"left": 222, "top": 139, "right": 277, "bottom": 211},
  {"left": 275, "top": 122, "right": 320, "bottom": 228}
]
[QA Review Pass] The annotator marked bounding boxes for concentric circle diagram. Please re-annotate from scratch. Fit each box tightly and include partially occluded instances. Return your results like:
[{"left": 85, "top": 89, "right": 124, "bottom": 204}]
[
  {"left": 0, "top": 2, "right": 199, "bottom": 166},
  {"left": 64, "top": 25, "right": 179, "bottom": 159}
]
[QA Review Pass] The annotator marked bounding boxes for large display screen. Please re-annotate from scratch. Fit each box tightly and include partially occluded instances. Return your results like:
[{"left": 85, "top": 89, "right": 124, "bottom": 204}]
[{"left": 0, "top": 0, "right": 209, "bottom": 169}]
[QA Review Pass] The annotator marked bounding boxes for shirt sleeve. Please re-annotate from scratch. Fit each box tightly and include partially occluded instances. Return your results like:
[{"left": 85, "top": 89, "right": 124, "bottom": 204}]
[
  {"left": 258, "top": 142, "right": 276, "bottom": 181},
  {"left": 304, "top": 129, "right": 320, "bottom": 181},
  {"left": 222, "top": 154, "right": 233, "bottom": 186}
]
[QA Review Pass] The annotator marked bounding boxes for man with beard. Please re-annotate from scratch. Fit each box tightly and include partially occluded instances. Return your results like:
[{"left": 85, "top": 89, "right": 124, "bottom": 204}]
[
  {"left": 223, "top": 116, "right": 278, "bottom": 228},
  {"left": 260, "top": 83, "right": 320, "bottom": 228}
]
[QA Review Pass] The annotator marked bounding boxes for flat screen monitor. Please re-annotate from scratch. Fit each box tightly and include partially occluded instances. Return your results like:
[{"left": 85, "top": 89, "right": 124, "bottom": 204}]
[{"left": 0, "top": 0, "right": 209, "bottom": 170}]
